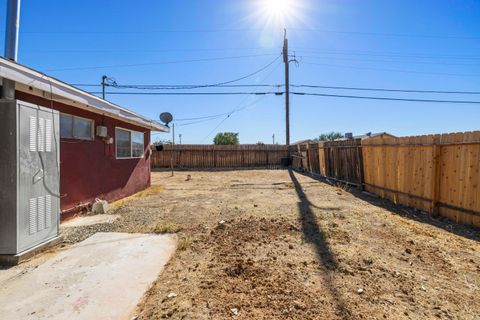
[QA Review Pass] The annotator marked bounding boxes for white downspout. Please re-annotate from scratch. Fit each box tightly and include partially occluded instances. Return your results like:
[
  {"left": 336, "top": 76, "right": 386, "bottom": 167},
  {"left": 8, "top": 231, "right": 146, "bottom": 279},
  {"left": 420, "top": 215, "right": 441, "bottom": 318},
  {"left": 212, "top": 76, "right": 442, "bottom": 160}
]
[{"left": 2, "top": 0, "right": 21, "bottom": 99}]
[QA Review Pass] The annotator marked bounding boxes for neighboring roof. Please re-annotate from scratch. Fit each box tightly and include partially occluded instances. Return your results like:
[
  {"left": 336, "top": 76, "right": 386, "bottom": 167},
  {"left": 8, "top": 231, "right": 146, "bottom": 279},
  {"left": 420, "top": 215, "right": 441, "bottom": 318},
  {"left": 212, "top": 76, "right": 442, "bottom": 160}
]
[
  {"left": 291, "top": 139, "right": 314, "bottom": 145},
  {"left": 353, "top": 132, "right": 396, "bottom": 140},
  {"left": 0, "top": 57, "right": 169, "bottom": 132}
]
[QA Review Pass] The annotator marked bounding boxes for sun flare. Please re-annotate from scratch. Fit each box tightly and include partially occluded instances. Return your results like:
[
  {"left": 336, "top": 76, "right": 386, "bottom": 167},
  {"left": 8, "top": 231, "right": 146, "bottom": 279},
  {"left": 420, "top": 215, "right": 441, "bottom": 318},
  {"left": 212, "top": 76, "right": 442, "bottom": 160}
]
[
  {"left": 262, "top": 0, "right": 292, "bottom": 18},
  {"left": 255, "top": 0, "right": 305, "bottom": 29}
]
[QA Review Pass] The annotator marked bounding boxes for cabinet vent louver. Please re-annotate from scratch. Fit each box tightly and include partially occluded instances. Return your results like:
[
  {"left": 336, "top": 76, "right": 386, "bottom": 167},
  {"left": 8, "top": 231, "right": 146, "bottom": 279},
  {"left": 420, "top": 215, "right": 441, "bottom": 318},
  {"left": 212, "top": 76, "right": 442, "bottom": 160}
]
[
  {"left": 29, "top": 195, "right": 53, "bottom": 234},
  {"left": 29, "top": 116, "right": 52, "bottom": 152},
  {"left": 29, "top": 197, "right": 37, "bottom": 234},
  {"left": 29, "top": 116, "right": 37, "bottom": 152}
]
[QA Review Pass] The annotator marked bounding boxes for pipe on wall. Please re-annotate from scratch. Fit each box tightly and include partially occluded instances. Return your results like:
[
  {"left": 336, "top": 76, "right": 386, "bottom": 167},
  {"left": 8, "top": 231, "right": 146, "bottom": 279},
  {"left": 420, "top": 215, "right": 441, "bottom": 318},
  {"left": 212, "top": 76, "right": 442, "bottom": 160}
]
[
  {"left": 2, "top": 0, "right": 21, "bottom": 100},
  {"left": 4, "top": 0, "right": 21, "bottom": 61}
]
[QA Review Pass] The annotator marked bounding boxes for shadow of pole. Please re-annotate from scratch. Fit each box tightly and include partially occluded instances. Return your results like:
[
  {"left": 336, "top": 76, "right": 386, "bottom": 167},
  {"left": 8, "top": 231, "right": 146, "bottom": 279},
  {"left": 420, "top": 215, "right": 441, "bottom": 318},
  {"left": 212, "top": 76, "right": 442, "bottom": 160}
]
[
  {"left": 288, "top": 169, "right": 352, "bottom": 319},
  {"left": 294, "top": 169, "right": 480, "bottom": 243}
]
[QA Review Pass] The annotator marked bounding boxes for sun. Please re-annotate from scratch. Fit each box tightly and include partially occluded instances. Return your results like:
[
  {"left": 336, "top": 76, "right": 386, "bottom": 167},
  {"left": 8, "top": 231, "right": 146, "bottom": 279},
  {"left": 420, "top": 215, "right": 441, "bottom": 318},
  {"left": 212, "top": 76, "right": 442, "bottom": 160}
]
[
  {"left": 254, "top": 0, "right": 305, "bottom": 29},
  {"left": 262, "top": 0, "right": 292, "bottom": 19}
]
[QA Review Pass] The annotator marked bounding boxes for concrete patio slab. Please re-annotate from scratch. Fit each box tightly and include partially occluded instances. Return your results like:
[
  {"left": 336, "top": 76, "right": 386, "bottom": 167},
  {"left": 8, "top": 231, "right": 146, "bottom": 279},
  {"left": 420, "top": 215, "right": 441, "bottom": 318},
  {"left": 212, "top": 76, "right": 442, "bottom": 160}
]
[
  {"left": 0, "top": 232, "right": 177, "bottom": 320},
  {"left": 61, "top": 214, "right": 120, "bottom": 228}
]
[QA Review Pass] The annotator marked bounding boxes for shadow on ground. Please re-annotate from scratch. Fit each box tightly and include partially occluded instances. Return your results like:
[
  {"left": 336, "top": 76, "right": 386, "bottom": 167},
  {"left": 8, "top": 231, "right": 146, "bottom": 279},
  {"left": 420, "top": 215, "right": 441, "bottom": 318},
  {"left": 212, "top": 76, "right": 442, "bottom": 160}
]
[
  {"left": 294, "top": 170, "right": 480, "bottom": 243},
  {"left": 288, "top": 169, "right": 352, "bottom": 319},
  {"left": 0, "top": 265, "right": 13, "bottom": 270},
  {"left": 351, "top": 189, "right": 480, "bottom": 242}
]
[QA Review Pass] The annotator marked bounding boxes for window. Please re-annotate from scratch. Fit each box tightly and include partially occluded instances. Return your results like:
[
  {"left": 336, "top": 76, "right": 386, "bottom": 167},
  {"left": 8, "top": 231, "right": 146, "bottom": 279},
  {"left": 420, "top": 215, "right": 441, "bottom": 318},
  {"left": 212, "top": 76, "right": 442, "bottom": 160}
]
[
  {"left": 60, "top": 114, "right": 73, "bottom": 138},
  {"left": 115, "top": 128, "right": 144, "bottom": 159},
  {"left": 132, "top": 132, "right": 144, "bottom": 157},
  {"left": 60, "top": 113, "right": 93, "bottom": 140},
  {"left": 116, "top": 128, "right": 131, "bottom": 158}
]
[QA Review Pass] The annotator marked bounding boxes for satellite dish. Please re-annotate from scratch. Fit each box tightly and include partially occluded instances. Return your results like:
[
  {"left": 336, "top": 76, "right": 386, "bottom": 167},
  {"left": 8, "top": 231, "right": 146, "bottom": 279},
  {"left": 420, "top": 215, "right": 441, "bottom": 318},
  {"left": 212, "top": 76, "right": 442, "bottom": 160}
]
[{"left": 160, "top": 112, "right": 173, "bottom": 126}]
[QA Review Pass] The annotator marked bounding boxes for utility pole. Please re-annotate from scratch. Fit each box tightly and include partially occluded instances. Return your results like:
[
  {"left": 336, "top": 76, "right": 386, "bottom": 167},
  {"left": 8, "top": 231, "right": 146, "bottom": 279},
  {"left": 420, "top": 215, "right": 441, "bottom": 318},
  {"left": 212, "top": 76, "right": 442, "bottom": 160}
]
[
  {"left": 170, "top": 123, "right": 175, "bottom": 177},
  {"left": 283, "top": 29, "right": 290, "bottom": 147},
  {"left": 179, "top": 134, "right": 182, "bottom": 145},
  {"left": 272, "top": 133, "right": 275, "bottom": 144},
  {"left": 101, "top": 75, "right": 107, "bottom": 100}
]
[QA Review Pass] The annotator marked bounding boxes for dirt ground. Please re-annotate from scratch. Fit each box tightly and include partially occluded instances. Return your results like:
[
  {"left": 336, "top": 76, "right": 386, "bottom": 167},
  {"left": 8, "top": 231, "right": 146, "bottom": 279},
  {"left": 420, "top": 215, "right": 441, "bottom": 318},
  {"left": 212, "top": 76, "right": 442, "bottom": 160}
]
[{"left": 64, "top": 170, "right": 480, "bottom": 320}]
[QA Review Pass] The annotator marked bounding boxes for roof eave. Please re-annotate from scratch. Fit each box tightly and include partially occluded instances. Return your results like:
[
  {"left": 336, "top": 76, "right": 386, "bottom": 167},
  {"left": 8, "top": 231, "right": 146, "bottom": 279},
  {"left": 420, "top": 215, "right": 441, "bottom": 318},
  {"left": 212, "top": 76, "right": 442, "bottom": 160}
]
[{"left": 0, "top": 57, "right": 169, "bottom": 133}]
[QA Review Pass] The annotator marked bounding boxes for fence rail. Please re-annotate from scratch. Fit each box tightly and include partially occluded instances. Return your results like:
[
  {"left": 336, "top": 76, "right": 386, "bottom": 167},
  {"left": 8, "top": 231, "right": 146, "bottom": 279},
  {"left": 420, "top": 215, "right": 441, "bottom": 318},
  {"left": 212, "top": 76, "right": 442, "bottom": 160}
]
[
  {"left": 151, "top": 144, "right": 288, "bottom": 169},
  {"left": 290, "top": 131, "right": 480, "bottom": 228}
]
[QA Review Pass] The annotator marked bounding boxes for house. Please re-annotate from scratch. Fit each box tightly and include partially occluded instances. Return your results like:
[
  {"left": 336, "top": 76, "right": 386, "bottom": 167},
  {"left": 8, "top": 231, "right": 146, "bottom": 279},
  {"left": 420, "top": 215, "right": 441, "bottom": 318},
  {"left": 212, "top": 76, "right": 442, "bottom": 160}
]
[
  {"left": 0, "top": 57, "right": 169, "bottom": 218},
  {"left": 352, "top": 132, "right": 396, "bottom": 140},
  {"left": 332, "top": 132, "right": 396, "bottom": 141}
]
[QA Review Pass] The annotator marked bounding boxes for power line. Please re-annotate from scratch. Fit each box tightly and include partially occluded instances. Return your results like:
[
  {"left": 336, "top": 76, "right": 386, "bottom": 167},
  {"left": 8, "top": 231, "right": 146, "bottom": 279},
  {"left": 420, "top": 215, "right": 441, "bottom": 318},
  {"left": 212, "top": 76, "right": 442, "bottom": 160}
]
[
  {"left": 44, "top": 53, "right": 279, "bottom": 72},
  {"left": 89, "top": 90, "right": 480, "bottom": 103},
  {"left": 292, "top": 92, "right": 480, "bottom": 104},
  {"left": 301, "top": 61, "right": 480, "bottom": 77},
  {"left": 86, "top": 89, "right": 480, "bottom": 103},
  {"left": 9, "top": 27, "right": 478, "bottom": 40},
  {"left": 77, "top": 81, "right": 480, "bottom": 95},
  {"left": 201, "top": 96, "right": 267, "bottom": 136},
  {"left": 288, "top": 28, "right": 479, "bottom": 40},
  {"left": 151, "top": 61, "right": 283, "bottom": 139},
  {"left": 166, "top": 113, "right": 231, "bottom": 122},
  {"left": 110, "top": 84, "right": 282, "bottom": 90},
  {"left": 151, "top": 113, "right": 228, "bottom": 124},
  {"left": 292, "top": 48, "right": 480, "bottom": 61},
  {"left": 152, "top": 90, "right": 480, "bottom": 139},
  {"left": 291, "top": 85, "right": 480, "bottom": 95},
  {"left": 74, "top": 84, "right": 282, "bottom": 89},
  {"left": 295, "top": 54, "right": 479, "bottom": 67},
  {"left": 200, "top": 62, "right": 283, "bottom": 142},
  {"left": 12, "top": 28, "right": 264, "bottom": 35},
  {"left": 72, "top": 55, "right": 281, "bottom": 90},
  {"left": 88, "top": 91, "right": 282, "bottom": 95},
  {"left": 78, "top": 82, "right": 480, "bottom": 95},
  {"left": 111, "top": 55, "right": 281, "bottom": 90},
  {"left": 150, "top": 94, "right": 270, "bottom": 136},
  {"left": 176, "top": 117, "right": 225, "bottom": 127},
  {"left": 22, "top": 47, "right": 282, "bottom": 54},
  {"left": 152, "top": 116, "right": 226, "bottom": 130}
]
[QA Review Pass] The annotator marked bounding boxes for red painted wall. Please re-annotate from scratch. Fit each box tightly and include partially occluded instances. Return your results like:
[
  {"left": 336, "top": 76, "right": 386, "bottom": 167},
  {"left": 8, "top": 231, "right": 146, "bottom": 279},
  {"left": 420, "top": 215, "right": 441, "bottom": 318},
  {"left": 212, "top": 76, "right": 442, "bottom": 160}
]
[{"left": 16, "top": 91, "right": 152, "bottom": 213}]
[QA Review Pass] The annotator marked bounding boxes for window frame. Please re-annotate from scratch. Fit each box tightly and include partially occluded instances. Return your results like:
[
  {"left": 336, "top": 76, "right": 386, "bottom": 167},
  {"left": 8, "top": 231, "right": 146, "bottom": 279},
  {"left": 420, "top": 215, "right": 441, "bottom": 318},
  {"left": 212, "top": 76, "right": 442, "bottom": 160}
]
[
  {"left": 60, "top": 113, "right": 94, "bottom": 140},
  {"left": 115, "top": 127, "right": 145, "bottom": 159}
]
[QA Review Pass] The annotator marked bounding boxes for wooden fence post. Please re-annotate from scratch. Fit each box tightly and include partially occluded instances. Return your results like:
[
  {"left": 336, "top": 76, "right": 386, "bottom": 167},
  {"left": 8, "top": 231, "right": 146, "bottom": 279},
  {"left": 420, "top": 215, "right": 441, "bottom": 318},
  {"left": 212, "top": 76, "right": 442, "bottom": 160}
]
[
  {"left": 356, "top": 143, "right": 365, "bottom": 191},
  {"left": 430, "top": 140, "right": 441, "bottom": 216},
  {"left": 213, "top": 146, "right": 216, "bottom": 168},
  {"left": 297, "top": 144, "right": 301, "bottom": 169},
  {"left": 324, "top": 142, "right": 330, "bottom": 178},
  {"left": 305, "top": 144, "right": 311, "bottom": 173}
]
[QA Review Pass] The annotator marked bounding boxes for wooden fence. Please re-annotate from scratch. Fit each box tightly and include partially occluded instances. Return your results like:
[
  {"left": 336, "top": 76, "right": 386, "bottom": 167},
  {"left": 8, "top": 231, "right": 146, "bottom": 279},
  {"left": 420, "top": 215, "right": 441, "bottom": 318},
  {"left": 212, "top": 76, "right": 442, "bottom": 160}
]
[
  {"left": 151, "top": 144, "right": 288, "bottom": 169},
  {"left": 290, "top": 139, "right": 364, "bottom": 185},
  {"left": 291, "top": 131, "right": 480, "bottom": 228}
]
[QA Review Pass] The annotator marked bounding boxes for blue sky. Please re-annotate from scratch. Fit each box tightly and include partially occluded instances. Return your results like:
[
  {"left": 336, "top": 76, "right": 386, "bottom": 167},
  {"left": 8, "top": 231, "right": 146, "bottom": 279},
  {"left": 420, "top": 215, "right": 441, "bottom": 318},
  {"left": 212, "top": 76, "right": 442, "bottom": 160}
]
[{"left": 1, "top": 0, "right": 480, "bottom": 144}]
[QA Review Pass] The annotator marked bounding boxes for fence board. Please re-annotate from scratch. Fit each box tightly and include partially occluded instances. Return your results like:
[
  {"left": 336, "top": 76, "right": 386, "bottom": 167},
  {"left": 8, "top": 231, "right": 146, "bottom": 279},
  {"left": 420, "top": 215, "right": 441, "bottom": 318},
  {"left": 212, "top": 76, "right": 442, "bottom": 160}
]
[
  {"left": 290, "top": 131, "right": 480, "bottom": 228},
  {"left": 362, "top": 131, "right": 480, "bottom": 228},
  {"left": 151, "top": 144, "right": 288, "bottom": 169},
  {"left": 290, "top": 139, "right": 363, "bottom": 185}
]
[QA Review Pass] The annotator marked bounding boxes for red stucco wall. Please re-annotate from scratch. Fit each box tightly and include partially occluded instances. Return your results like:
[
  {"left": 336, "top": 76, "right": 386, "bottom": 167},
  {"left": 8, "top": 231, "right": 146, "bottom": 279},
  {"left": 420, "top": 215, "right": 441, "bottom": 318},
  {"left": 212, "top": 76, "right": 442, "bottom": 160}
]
[{"left": 16, "top": 91, "right": 152, "bottom": 213}]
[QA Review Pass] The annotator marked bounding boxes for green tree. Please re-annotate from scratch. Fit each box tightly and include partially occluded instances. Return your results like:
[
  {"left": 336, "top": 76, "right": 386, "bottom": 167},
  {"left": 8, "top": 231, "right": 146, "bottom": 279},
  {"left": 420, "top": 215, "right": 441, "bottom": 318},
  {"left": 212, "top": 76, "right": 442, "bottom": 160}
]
[
  {"left": 213, "top": 132, "right": 239, "bottom": 145},
  {"left": 314, "top": 131, "right": 344, "bottom": 142},
  {"left": 152, "top": 138, "right": 172, "bottom": 146}
]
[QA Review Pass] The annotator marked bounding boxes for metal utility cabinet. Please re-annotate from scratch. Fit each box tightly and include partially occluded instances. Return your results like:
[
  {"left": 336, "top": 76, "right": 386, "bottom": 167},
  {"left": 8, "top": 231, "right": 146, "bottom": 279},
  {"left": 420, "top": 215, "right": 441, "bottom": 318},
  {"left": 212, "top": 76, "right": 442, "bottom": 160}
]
[{"left": 0, "top": 99, "right": 60, "bottom": 255}]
